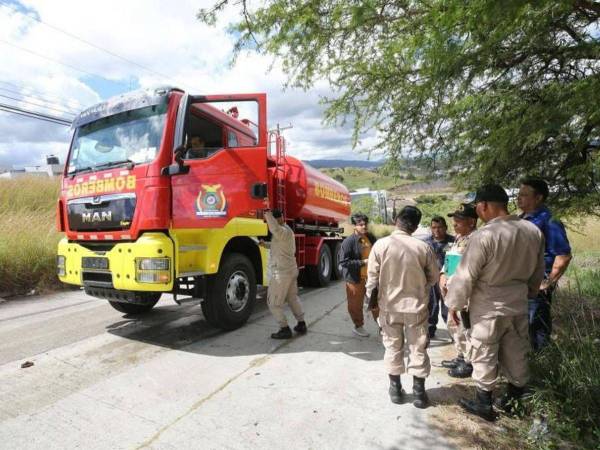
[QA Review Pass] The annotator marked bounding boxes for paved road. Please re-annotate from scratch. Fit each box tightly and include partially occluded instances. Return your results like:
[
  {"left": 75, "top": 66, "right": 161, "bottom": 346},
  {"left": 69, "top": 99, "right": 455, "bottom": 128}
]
[{"left": 0, "top": 283, "right": 459, "bottom": 449}]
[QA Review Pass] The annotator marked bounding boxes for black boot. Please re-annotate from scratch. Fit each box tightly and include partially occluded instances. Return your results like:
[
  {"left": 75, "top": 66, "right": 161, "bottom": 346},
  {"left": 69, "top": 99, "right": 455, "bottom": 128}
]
[
  {"left": 459, "top": 387, "right": 497, "bottom": 421},
  {"left": 270, "top": 326, "right": 292, "bottom": 339},
  {"left": 494, "top": 384, "right": 525, "bottom": 414},
  {"left": 412, "top": 376, "right": 429, "bottom": 409},
  {"left": 388, "top": 375, "right": 404, "bottom": 404},
  {"left": 448, "top": 361, "right": 473, "bottom": 378},
  {"left": 441, "top": 354, "right": 465, "bottom": 369},
  {"left": 293, "top": 321, "right": 307, "bottom": 334}
]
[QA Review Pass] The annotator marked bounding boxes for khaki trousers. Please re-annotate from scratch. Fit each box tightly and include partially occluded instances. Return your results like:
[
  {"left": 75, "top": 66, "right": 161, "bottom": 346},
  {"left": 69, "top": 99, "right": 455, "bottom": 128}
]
[
  {"left": 346, "top": 280, "right": 379, "bottom": 328},
  {"left": 380, "top": 310, "right": 430, "bottom": 378},
  {"left": 468, "top": 315, "right": 530, "bottom": 391},
  {"left": 267, "top": 269, "right": 304, "bottom": 328},
  {"left": 447, "top": 310, "right": 470, "bottom": 361}
]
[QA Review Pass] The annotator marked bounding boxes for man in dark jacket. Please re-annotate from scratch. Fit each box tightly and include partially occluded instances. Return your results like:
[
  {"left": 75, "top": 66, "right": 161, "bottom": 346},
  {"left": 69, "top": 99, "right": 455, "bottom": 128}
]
[
  {"left": 422, "top": 216, "right": 454, "bottom": 338},
  {"left": 339, "top": 213, "right": 378, "bottom": 337}
]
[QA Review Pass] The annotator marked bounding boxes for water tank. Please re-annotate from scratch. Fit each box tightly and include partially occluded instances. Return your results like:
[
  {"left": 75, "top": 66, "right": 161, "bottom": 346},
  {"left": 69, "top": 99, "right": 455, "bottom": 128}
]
[{"left": 276, "top": 156, "right": 351, "bottom": 225}]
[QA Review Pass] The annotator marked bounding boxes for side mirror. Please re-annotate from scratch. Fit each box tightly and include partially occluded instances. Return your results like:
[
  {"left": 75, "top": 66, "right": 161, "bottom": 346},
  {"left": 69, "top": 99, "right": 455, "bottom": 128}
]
[
  {"left": 161, "top": 163, "right": 190, "bottom": 176},
  {"left": 161, "top": 145, "right": 190, "bottom": 176}
]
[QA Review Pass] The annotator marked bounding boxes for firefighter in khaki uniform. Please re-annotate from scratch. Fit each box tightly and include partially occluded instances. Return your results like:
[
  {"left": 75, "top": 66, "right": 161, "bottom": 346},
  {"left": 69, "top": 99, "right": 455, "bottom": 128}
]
[
  {"left": 445, "top": 185, "right": 545, "bottom": 421},
  {"left": 262, "top": 209, "right": 307, "bottom": 339},
  {"left": 439, "top": 202, "right": 478, "bottom": 378},
  {"left": 366, "top": 206, "right": 439, "bottom": 408}
]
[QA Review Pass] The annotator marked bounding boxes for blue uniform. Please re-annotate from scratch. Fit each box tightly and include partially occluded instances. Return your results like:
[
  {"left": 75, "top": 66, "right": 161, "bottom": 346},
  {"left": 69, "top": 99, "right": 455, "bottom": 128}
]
[{"left": 521, "top": 206, "right": 571, "bottom": 350}]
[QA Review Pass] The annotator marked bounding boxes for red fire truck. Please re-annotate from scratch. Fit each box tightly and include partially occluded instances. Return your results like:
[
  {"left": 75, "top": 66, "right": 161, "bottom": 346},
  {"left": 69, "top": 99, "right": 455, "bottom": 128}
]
[{"left": 56, "top": 87, "right": 351, "bottom": 330}]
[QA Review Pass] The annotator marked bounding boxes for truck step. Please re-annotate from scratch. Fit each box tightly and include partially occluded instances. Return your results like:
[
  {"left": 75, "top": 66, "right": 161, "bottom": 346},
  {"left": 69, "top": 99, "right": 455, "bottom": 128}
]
[{"left": 173, "top": 295, "right": 203, "bottom": 306}]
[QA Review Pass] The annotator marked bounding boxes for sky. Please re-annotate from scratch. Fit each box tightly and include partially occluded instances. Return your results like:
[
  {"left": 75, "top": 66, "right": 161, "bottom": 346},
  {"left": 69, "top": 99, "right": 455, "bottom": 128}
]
[{"left": 0, "top": 0, "right": 382, "bottom": 169}]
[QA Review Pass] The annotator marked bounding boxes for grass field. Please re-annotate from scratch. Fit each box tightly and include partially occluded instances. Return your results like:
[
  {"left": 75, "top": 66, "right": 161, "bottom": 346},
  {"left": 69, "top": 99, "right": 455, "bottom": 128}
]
[
  {"left": 322, "top": 167, "right": 417, "bottom": 191},
  {"left": 0, "top": 176, "right": 63, "bottom": 296}
]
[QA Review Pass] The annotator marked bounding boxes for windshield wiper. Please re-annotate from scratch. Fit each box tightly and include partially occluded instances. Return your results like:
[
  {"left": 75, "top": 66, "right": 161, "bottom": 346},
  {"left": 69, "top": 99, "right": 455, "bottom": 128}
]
[
  {"left": 68, "top": 159, "right": 135, "bottom": 177},
  {"left": 68, "top": 166, "right": 95, "bottom": 177},
  {"left": 94, "top": 159, "right": 135, "bottom": 171}
]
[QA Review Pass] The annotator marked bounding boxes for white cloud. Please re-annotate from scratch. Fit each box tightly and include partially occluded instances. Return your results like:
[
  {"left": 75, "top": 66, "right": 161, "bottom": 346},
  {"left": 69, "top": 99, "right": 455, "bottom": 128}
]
[{"left": 0, "top": 0, "right": 374, "bottom": 168}]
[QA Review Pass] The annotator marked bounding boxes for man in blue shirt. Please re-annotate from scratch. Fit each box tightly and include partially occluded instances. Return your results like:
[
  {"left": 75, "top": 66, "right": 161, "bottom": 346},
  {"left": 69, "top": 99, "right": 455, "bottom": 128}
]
[
  {"left": 422, "top": 216, "right": 455, "bottom": 338},
  {"left": 517, "top": 177, "right": 572, "bottom": 351}
]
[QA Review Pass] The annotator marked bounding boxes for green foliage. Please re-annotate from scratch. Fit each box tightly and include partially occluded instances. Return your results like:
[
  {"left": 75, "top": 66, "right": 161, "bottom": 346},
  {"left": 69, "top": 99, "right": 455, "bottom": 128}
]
[
  {"left": 527, "top": 256, "right": 600, "bottom": 449},
  {"left": 413, "top": 194, "right": 456, "bottom": 225},
  {"left": 0, "top": 177, "right": 64, "bottom": 296},
  {"left": 350, "top": 195, "right": 376, "bottom": 217},
  {"left": 322, "top": 167, "right": 413, "bottom": 190},
  {"left": 200, "top": 0, "right": 600, "bottom": 216}
]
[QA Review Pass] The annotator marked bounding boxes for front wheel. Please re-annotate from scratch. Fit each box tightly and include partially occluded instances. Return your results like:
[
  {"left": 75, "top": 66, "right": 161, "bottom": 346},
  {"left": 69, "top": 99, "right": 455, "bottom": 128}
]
[
  {"left": 108, "top": 293, "right": 161, "bottom": 315},
  {"left": 201, "top": 253, "right": 257, "bottom": 331}
]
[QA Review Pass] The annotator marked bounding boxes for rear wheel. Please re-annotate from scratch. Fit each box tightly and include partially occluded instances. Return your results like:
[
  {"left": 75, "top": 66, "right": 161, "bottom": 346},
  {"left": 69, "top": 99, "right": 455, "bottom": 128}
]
[
  {"left": 331, "top": 241, "right": 343, "bottom": 280},
  {"left": 108, "top": 293, "right": 161, "bottom": 315},
  {"left": 201, "top": 253, "right": 256, "bottom": 331},
  {"left": 306, "top": 244, "right": 332, "bottom": 287}
]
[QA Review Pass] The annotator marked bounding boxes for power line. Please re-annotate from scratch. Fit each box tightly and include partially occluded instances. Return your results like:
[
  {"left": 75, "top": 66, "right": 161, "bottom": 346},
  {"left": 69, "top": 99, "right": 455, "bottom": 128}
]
[
  {"left": 0, "top": 80, "right": 86, "bottom": 110},
  {"left": 0, "top": 92, "right": 76, "bottom": 117},
  {"left": 0, "top": 102, "right": 72, "bottom": 126},
  {"left": 0, "top": 38, "right": 131, "bottom": 85},
  {"left": 0, "top": 1, "right": 191, "bottom": 90}
]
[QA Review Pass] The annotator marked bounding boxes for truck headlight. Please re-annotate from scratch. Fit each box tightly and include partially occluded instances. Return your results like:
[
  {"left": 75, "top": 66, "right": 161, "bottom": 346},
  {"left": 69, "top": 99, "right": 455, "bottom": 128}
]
[
  {"left": 137, "top": 258, "right": 170, "bottom": 271},
  {"left": 136, "top": 257, "right": 170, "bottom": 283},
  {"left": 57, "top": 255, "right": 66, "bottom": 276}
]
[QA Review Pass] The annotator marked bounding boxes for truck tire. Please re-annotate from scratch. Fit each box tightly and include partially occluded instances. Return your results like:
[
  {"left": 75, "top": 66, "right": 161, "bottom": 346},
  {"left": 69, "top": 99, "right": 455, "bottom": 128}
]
[
  {"left": 307, "top": 244, "right": 332, "bottom": 287},
  {"left": 108, "top": 293, "right": 161, "bottom": 315},
  {"left": 201, "top": 253, "right": 257, "bottom": 331},
  {"left": 331, "top": 242, "right": 343, "bottom": 280}
]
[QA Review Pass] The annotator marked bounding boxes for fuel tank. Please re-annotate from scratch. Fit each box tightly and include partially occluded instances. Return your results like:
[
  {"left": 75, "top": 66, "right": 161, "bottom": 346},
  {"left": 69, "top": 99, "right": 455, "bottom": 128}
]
[{"left": 272, "top": 156, "right": 351, "bottom": 225}]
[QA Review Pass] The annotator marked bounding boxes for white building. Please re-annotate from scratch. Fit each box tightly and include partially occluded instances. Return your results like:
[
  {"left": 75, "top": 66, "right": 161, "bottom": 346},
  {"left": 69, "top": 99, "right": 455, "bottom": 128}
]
[{"left": 0, "top": 156, "right": 63, "bottom": 179}]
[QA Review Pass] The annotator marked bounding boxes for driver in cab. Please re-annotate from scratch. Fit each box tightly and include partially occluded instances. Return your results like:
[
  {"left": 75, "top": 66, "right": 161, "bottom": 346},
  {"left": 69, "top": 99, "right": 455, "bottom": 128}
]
[{"left": 186, "top": 136, "right": 208, "bottom": 159}]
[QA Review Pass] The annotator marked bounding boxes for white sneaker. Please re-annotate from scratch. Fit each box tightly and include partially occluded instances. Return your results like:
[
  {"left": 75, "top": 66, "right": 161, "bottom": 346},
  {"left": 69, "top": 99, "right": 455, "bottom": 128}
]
[{"left": 353, "top": 326, "right": 370, "bottom": 337}]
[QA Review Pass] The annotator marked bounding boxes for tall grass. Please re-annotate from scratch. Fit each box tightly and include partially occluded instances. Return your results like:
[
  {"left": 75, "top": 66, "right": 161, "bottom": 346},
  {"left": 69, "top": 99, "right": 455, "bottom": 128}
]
[
  {"left": 527, "top": 254, "right": 600, "bottom": 449},
  {"left": 564, "top": 218, "right": 600, "bottom": 254},
  {"left": 0, "top": 176, "right": 63, "bottom": 296}
]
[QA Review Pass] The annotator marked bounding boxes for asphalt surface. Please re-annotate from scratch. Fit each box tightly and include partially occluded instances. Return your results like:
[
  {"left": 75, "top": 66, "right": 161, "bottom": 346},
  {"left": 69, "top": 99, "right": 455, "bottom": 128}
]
[{"left": 0, "top": 282, "right": 459, "bottom": 450}]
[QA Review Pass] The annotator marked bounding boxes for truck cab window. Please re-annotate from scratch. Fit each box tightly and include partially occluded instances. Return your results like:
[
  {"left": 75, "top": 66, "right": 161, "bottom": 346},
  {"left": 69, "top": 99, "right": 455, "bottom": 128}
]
[{"left": 184, "top": 112, "right": 224, "bottom": 159}]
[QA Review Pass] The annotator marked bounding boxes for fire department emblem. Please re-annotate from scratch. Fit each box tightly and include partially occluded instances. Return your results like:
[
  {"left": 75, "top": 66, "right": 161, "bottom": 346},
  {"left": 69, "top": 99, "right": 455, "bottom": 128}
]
[{"left": 195, "top": 184, "right": 227, "bottom": 217}]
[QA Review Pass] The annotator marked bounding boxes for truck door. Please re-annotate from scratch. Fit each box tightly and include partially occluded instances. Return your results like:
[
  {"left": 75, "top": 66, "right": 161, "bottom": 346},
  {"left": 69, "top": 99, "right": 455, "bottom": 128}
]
[{"left": 170, "top": 94, "right": 268, "bottom": 229}]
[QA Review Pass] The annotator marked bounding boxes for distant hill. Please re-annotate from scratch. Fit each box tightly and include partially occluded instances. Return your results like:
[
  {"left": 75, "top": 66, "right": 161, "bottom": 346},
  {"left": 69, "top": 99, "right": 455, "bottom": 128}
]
[{"left": 303, "top": 159, "right": 384, "bottom": 169}]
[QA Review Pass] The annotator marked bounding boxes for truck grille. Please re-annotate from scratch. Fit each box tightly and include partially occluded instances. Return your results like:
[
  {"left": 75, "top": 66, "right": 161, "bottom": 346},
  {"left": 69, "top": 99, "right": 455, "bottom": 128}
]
[{"left": 67, "top": 193, "right": 136, "bottom": 231}]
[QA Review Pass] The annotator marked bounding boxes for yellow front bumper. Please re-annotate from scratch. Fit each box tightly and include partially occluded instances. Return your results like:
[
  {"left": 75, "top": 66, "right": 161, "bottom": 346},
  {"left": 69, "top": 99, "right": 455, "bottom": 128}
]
[{"left": 57, "top": 232, "right": 174, "bottom": 292}]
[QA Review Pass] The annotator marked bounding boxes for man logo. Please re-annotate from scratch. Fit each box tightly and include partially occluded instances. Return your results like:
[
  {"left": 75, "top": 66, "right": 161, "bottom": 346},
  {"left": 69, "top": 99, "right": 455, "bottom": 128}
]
[{"left": 82, "top": 211, "right": 112, "bottom": 223}]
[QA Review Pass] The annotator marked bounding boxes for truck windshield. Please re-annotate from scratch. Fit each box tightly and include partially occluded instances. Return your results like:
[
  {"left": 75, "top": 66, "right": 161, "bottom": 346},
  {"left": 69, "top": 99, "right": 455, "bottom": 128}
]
[{"left": 67, "top": 104, "right": 167, "bottom": 175}]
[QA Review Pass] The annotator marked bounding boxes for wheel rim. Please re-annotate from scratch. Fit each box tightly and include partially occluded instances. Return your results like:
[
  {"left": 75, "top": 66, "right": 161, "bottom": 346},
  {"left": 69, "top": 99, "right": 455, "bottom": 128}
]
[
  {"left": 225, "top": 270, "right": 250, "bottom": 313},
  {"left": 320, "top": 250, "right": 331, "bottom": 278}
]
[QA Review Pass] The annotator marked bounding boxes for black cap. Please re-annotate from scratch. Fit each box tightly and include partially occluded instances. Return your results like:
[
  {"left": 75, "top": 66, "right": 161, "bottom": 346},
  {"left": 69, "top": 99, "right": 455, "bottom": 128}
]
[
  {"left": 271, "top": 208, "right": 283, "bottom": 218},
  {"left": 448, "top": 203, "right": 478, "bottom": 219},
  {"left": 473, "top": 184, "right": 509, "bottom": 204},
  {"left": 396, "top": 205, "right": 422, "bottom": 227}
]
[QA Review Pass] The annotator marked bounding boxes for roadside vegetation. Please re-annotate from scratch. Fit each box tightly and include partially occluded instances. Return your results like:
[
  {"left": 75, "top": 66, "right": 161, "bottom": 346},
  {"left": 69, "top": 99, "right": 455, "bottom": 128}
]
[
  {"left": 0, "top": 176, "right": 64, "bottom": 296},
  {"left": 524, "top": 220, "right": 600, "bottom": 449},
  {"left": 322, "top": 166, "right": 418, "bottom": 191}
]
